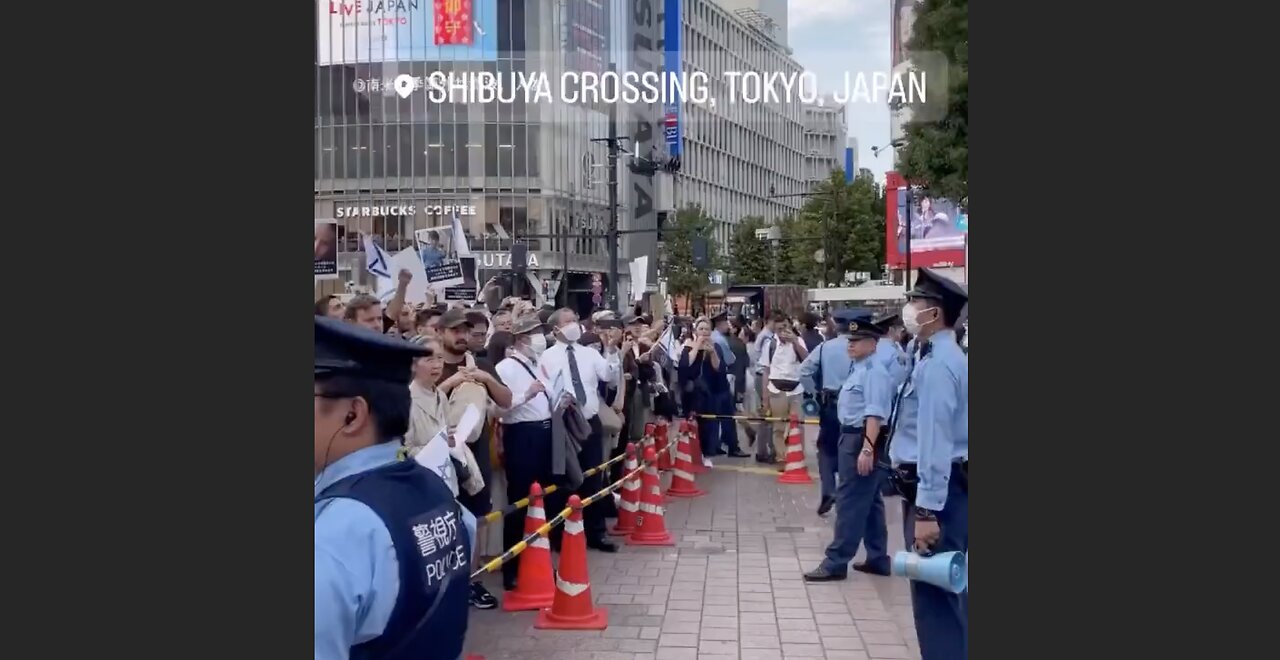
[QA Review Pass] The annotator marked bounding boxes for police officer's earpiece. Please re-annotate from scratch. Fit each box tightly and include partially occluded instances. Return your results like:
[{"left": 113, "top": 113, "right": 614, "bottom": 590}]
[{"left": 344, "top": 410, "right": 357, "bottom": 426}]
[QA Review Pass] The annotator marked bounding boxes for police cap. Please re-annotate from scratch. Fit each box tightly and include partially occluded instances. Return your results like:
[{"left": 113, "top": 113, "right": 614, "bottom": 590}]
[
  {"left": 315, "top": 316, "right": 428, "bottom": 385},
  {"left": 710, "top": 310, "right": 729, "bottom": 324},
  {"left": 830, "top": 307, "right": 875, "bottom": 333},
  {"left": 848, "top": 318, "right": 889, "bottom": 341},
  {"left": 907, "top": 268, "right": 968, "bottom": 322}
]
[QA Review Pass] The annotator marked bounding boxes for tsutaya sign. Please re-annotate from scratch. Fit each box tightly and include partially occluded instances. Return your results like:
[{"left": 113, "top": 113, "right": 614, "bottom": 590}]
[
  {"left": 334, "top": 204, "right": 478, "bottom": 218},
  {"left": 475, "top": 251, "right": 540, "bottom": 269}
]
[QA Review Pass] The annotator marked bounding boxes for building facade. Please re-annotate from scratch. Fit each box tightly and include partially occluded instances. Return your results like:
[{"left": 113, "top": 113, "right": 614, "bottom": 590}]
[
  {"left": 707, "top": 0, "right": 788, "bottom": 48},
  {"left": 668, "top": 0, "right": 806, "bottom": 254},
  {"left": 801, "top": 96, "right": 849, "bottom": 188},
  {"left": 889, "top": 0, "right": 920, "bottom": 166},
  {"left": 315, "top": 0, "right": 620, "bottom": 310}
]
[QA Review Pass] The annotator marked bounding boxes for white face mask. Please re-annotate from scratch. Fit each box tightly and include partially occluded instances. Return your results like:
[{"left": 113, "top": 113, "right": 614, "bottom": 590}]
[
  {"left": 901, "top": 303, "right": 938, "bottom": 334},
  {"left": 559, "top": 322, "right": 583, "bottom": 343},
  {"left": 528, "top": 333, "right": 548, "bottom": 357}
]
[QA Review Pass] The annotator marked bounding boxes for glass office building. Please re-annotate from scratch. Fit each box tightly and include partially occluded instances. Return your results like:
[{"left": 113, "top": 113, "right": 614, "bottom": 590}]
[{"left": 315, "top": 0, "right": 620, "bottom": 309}]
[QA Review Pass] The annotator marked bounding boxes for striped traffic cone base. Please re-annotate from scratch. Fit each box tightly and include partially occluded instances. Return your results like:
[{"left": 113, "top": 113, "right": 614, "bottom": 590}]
[
  {"left": 503, "top": 483, "right": 556, "bottom": 612},
  {"left": 627, "top": 446, "right": 675, "bottom": 546},
  {"left": 666, "top": 428, "right": 706, "bottom": 498},
  {"left": 610, "top": 443, "right": 641, "bottom": 536},
  {"left": 685, "top": 420, "right": 709, "bottom": 473},
  {"left": 778, "top": 414, "right": 814, "bottom": 484},
  {"left": 535, "top": 495, "right": 609, "bottom": 630}
]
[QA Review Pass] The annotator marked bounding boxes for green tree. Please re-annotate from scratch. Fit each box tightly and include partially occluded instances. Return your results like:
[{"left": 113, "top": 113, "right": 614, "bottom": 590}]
[
  {"left": 662, "top": 204, "right": 721, "bottom": 300},
  {"left": 726, "top": 216, "right": 773, "bottom": 284},
  {"left": 782, "top": 171, "right": 887, "bottom": 287},
  {"left": 896, "top": 0, "right": 968, "bottom": 201}
]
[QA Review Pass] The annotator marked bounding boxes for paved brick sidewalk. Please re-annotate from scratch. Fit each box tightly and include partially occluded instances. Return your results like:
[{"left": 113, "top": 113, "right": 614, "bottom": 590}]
[{"left": 465, "top": 430, "right": 922, "bottom": 660}]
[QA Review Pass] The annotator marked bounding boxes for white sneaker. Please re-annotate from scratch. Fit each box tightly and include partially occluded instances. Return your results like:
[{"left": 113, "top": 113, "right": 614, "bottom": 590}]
[{"left": 702, "top": 457, "right": 714, "bottom": 468}]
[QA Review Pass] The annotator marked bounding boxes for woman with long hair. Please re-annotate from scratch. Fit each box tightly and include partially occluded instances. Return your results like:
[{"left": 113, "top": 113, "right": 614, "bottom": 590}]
[{"left": 678, "top": 317, "right": 729, "bottom": 468}]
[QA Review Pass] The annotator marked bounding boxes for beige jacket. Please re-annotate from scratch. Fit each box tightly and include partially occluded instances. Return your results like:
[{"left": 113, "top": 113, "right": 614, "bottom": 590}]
[{"left": 406, "top": 380, "right": 483, "bottom": 496}]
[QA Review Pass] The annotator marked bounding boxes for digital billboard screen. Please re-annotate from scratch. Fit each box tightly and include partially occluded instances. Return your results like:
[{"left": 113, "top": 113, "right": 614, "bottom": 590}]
[
  {"left": 317, "top": 0, "right": 499, "bottom": 65},
  {"left": 885, "top": 171, "right": 967, "bottom": 269}
]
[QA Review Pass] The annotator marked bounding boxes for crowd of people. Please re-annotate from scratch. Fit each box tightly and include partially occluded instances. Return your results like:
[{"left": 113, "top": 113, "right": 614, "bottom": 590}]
[{"left": 315, "top": 266, "right": 968, "bottom": 660}]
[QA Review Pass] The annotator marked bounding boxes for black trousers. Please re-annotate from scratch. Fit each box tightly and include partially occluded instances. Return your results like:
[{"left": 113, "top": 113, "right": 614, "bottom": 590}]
[
  {"left": 501, "top": 419, "right": 557, "bottom": 586},
  {"left": 574, "top": 415, "right": 609, "bottom": 540}
]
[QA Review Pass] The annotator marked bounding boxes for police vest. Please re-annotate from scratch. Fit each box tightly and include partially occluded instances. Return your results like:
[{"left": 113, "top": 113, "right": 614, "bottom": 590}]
[{"left": 317, "top": 460, "right": 472, "bottom": 660}]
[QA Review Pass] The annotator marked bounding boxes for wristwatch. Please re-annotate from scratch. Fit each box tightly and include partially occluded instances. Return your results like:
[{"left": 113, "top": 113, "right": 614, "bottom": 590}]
[
  {"left": 913, "top": 506, "right": 937, "bottom": 521},
  {"left": 860, "top": 445, "right": 873, "bottom": 456}
]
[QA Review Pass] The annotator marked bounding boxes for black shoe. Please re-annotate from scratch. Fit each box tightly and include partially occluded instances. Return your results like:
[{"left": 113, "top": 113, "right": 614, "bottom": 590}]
[
  {"left": 587, "top": 538, "right": 619, "bottom": 553},
  {"left": 816, "top": 496, "right": 835, "bottom": 516},
  {"left": 469, "top": 582, "right": 499, "bottom": 609},
  {"left": 727, "top": 448, "right": 749, "bottom": 458},
  {"left": 704, "top": 449, "right": 726, "bottom": 457},
  {"left": 802, "top": 566, "right": 848, "bottom": 582},
  {"left": 852, "top": 559, "right": 892, "bottom": 576}
]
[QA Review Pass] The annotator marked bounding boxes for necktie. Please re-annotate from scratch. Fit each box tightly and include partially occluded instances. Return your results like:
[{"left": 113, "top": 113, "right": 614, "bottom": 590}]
[{"left": 566, "top": 344, "right": 588, "bottom": 405}]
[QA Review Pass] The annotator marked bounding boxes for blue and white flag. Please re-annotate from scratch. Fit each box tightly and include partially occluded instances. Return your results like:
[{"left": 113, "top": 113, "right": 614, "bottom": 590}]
[
  {"left": 363, "top": 234, "right": 393, "bottom": 280},
  {"left": 451, "top": 213, "right": 472, "bottom": 257}
]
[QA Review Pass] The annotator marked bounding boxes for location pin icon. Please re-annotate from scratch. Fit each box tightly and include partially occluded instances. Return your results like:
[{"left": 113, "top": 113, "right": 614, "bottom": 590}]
[{"left": 393, "top": 74, "right": 415, "bottom": 99}]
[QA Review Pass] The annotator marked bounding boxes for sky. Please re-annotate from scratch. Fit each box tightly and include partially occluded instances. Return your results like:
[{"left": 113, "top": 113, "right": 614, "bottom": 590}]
[{"left": 787, "top": 0, "right": 893, "bottom": 182}]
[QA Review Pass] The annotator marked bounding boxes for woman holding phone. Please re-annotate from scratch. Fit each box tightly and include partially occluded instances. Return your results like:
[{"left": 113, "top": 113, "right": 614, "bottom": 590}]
[{"left": 678, "top": 317, "right": 729, "bottom": 468}]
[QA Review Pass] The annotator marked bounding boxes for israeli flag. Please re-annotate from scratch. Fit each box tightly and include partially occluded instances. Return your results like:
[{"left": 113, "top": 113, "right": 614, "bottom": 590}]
[{"left": 363, "top": 234, "right": 393, "bottom": 280}]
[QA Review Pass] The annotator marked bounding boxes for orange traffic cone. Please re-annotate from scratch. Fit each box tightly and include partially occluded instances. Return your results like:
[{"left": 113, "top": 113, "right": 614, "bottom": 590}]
[
  {"left": 686, "top": 419, "right": 708, "bottom": 473},
  {"left": 609, "top": 443, "right": 641, "bottom": 536},
  {"left": 777, "top": 414, "right": 814, "bottom": 484},
  {"left": 627, "top": 446, "right": 675, "bottom": 546},
  {"left": 654, "top": 422, "right": 672, "bottom": 471},
  {"left": 666, "top": 426, "right": 706, "bottom": 498},
  {"left": 534, "top": 495, "right": 609, "bottom": 630},
  {"left": 502, "top": 482, "right": 556, "bottom": 611}
]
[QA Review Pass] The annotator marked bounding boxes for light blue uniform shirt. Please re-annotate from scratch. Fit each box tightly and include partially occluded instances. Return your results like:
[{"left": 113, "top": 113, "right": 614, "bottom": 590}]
[
  {"left": 888, "top": 330, "right": 968, "bottom": 511},
  {"left": 712, "top": 329, "right": 735, "bottom": 367},
  {"left": 875, "top": 337, "right": 909, "bottom": 388},
  {"left": 837, "top": 357, "right": 893, "bottom": 427},
  {"left": 315, "top": 442, "right": 476, "bottom": 660},
  {"left": 799, "top": 335, "right": 852, "bottom": 393}
]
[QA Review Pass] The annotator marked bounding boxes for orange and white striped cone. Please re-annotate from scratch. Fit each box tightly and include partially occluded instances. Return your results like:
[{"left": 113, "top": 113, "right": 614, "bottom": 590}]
[
  {"left": 777, "top": 414, "right": 814, "bottom": 484},
  {"left": 666, "top": 428, "right": 707, "bottom": 498},
  {"left": 686, "top": 418, "right": 709, "bottom": 473},
  {"left": 654, "top": 422, "right": 673, "bottom": 471},
  {"left": 534, "top": 495, "right": 609, "bottom": 630},
  {"left": 502, "top": 482, "right": 556, "bottom": 612},
  {"left": 627, "top": 446, "right": 675, "bottom": 546},
  {"left": 609, "top": 444, "right": 641, "bottom": 536}
]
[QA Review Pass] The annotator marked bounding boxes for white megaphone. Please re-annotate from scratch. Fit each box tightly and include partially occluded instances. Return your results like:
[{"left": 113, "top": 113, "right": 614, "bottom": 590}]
[{"left": 891, "top": 550, "right": 967, "bottom": 593}]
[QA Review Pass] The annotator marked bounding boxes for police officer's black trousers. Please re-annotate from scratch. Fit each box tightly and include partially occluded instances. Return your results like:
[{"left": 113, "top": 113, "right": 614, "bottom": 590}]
[
  {"left": 501, "top": 419, "right": 558, "bottom": 587},
  {"left": 901, "top": 463, "right": 968, "bottom": 660},
  {"left": 575, "top": 415, "right": 609, "bottom": 541}
]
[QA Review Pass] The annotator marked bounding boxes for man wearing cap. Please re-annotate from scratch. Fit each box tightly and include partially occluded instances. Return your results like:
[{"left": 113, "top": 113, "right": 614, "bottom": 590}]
[
  {"left": 803, "top": 316, "right": 894, "bottom": 582},
  {"left": 798, "top": 308, "right": 867, "bottom": 515},
  {"left": 435, "top": 307, "right": 513, "bottom": 609},
  {"left": 315, "top": 317, "right": 476, "bottom": 660},
  {"left": 493, "top": 314, "right": 557, "bottom": 592},
  {"left": 886, "top": 268, "right": 968, "bottom": 660}
]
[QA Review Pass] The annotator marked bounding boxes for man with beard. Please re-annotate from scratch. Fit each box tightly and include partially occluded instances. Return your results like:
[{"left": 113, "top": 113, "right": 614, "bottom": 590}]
[{"left": 435, "top": 308, "right": 513, "bottom": 609}]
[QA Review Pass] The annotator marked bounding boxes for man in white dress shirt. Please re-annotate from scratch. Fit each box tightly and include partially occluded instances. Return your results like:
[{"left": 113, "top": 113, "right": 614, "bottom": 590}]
[
  {"left": 538, "top": 308, "right": 623, "bottom": 552},
  {"left": 493, "top": 314, "right": 557, "bottom": 590}
]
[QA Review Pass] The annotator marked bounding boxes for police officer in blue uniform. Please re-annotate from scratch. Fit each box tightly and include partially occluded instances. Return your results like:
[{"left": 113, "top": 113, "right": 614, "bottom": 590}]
[
  {"left": 803, "top": 316, "right": 894, "bottom": 581},
  {"left": 873, "top": 314, "right": 910, "bottom": 388},
  {"left": 885, "top": 269, "right": 968, "bottom": 660},
  {"left": 315, "top": 316, "right": 476, "bottom": 660},
  {"left": 799, "top": 308, "right": 869, "bottom": 515}
]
